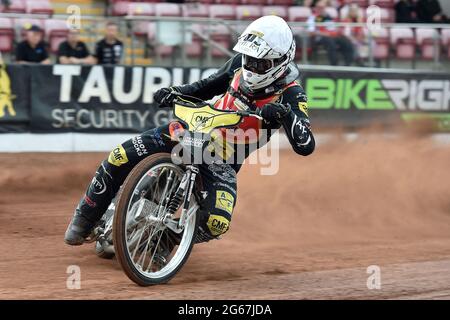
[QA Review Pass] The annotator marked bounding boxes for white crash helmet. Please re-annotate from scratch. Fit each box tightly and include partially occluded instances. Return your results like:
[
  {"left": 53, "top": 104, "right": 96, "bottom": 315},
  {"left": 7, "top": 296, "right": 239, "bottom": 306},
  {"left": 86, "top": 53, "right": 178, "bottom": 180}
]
[{"left": 233, "top": 15, "right": 296, "bottom": 92}]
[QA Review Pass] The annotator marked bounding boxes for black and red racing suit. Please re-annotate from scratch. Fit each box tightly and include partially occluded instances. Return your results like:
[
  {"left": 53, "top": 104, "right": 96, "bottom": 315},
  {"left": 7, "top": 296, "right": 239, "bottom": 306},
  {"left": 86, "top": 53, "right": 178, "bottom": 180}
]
[{"left": 75, "top": 54, "right": 315, "bottom": 242}]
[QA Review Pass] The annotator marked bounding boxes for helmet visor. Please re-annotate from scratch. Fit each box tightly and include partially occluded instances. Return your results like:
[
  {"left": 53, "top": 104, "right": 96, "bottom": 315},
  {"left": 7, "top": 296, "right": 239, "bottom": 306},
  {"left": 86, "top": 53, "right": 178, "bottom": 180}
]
[{"left": 243, "top": 55, "right": 273, "bottom": 74}]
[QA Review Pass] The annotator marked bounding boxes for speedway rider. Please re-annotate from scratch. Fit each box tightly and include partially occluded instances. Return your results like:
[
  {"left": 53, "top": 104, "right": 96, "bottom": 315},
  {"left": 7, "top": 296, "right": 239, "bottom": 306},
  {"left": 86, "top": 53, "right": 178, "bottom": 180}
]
[{"left": 65, "top": 16, "right": 315, "bottom": 245}]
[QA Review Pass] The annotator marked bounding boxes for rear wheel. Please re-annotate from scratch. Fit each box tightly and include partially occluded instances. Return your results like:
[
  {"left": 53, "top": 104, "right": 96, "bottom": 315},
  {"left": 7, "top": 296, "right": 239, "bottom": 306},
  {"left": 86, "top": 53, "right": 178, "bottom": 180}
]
[{"left": 113, "top": 153, "right": 199, "bottom": 286}]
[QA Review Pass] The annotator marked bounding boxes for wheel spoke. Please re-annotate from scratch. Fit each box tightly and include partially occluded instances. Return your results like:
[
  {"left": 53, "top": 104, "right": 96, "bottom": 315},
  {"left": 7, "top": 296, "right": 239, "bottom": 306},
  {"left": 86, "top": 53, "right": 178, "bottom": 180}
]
[
  {"left": 122, "top": 162, "right": 198, "bottom": 282},
  {"left": 146, "top": 229, "right": 165, "bottom": 272}
]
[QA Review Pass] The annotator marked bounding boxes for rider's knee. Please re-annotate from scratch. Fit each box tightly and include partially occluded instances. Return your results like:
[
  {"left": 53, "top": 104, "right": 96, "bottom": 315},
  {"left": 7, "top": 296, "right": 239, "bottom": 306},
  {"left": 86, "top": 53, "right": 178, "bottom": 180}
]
[{"left": 206, "top": 214, "right": 231, "bottom": 237}]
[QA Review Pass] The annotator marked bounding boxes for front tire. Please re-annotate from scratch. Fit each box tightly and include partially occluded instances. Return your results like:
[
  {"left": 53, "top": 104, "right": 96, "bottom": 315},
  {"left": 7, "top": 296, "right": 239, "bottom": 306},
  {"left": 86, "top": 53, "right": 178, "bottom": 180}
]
[{"left": 113, "top": 153, "right": 199, "bottom": 286}]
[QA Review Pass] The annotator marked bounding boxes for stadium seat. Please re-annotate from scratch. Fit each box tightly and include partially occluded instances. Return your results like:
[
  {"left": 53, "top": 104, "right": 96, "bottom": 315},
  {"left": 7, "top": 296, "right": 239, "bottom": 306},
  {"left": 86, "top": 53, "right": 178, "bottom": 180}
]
[
  {"left": 209, "top": 4, "right": 236, "bottom": 20},
  {"left": 127, "top": 2, "right": 154, "bottom": 16},
  {"left": 112, "top": 1, "right": 130, "bottom": 16},
  {"left": 372, "top": 0, "right": 395, "bottom": 8},
  {"left": 390, "top": 27, "right": 415, "bottom": 60},
  {"left": 441, "top": 28, "right": 450, "bottom": 59},
  {"left": 261, "top": 6, "right": 288, "bottom": 20},
  {"left": 365, "top": 27, "right": 390, "bottom": 60},
  {"left": 240, "top": 0, "right": 266, "bottom": 4},
  {"left": 1, "top": 0, "right": 26, "bottom": 14},
  {"left": 147, "top": 23, "right": 173, "bottom": 57},
  {"left": 183, "top": 3, "right": 210, "bottom": 18},
  {"left": 0, "top": 18, "right": 14, "bottom": 53},
  {"left": 292, "top": 26, "right": 311, "bottom": 59},
  {"left": 155, "top": 3, "right": 181, "bottom": 16},
  {"left": 236, "top": 5, "right": 262, "bottom": 21},
  {"left": 379, "top": 8, "right": 395, "bottom": 23},
  {"left": 210, "top": 24, "right": 231, "bottom": 58},
  {"left": 416, "top": 28, "right": 440, "bottom": 60},
  {"left": 45, "top": 19, "right": 69, "bottom": 53},
  {"left": 288, "top": 7, "right": 311, "bottom": 22},
  {"left": 324, "top": 7, "right": 338, "bottom": 20},
  {"left": 185, "top": 24, "right": 204, "bottom": 58},
  {"left": 26, "top": 0, "right": 54, "bottom": 15},
  {"left": 267, "top": 0, "right": 294, "bottom": 5},
  {"left": 342, "top": 0, "right": 368, "bottom": 6},
  {"left": 214, "top": 0, "right": 239, "bottom": 4},
  {"left": 128, "top": 3, "right": 154, "bottom": 37},
  {"left": 133, "top": 21, "right": 150, "bottom": 37}
]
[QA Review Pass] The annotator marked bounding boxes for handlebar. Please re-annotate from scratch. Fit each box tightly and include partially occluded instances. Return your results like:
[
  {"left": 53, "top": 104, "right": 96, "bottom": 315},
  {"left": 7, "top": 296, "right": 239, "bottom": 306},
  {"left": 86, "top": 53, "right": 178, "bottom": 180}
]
[{"left": 166, "top": 91, "right": 264, "bottom": 120}]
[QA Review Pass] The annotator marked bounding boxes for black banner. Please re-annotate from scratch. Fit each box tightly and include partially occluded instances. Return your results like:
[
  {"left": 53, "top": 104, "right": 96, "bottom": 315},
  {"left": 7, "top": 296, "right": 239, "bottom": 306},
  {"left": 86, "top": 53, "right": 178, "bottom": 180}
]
[
  {"left": 1, "top": 64, "right": 450, "bottom": 133},
  {"left": 300, "top": 68, "right": 450, "bottom": 131},
  {"left": 0, "top": 64, "right": 30, "bottom": 132},
  {"left": 30, "top": 65, "right": 217, "bottom": 133}
]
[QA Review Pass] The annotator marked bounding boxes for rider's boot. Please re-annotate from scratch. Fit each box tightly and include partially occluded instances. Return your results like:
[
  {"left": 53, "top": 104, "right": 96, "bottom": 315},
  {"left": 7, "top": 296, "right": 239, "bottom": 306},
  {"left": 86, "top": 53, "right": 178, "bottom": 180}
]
[{"left": 64, "top": 207, "right": 97, "bottom": 245}]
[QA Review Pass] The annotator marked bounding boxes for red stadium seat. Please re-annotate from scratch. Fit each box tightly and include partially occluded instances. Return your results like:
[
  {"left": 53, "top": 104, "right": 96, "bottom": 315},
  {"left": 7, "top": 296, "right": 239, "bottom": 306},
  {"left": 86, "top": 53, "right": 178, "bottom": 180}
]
[
  {"left": 147, "top": 23, "right": 174, "bottom": 57},
  {"left": 210, "top": 24, "right": 231, "bottom": 58},
  {"left": 324, "top": 7, "right": 338, "bottom": 20},
  {"left": 127, "top": 2, "right": 154, "bottom": 16},
  {"left": 267, "top": 0, "right": 294, "bottom": 5},
  {"left": 45, "top": 19, "right": 69, "bottom": 53},
  {"left": 379, "top": 8, "right": 395, "bottom": 23},
  {"left": 365, "top": 27, "right": 390, "bottom": 60},
  {"left": 185, "top": 24, "right": 204, "bottom": 58},
  {"left": 112, "top": 1, "right": 130, "bottom": 16},
  {"left": 155, "top": 3, "right": 181, "bottom": 16},
  {"left": 261, "top": 6, "right": 288, "bottom": 20},
  {"left": 236, "top": 5, "right": 262, "bottom": 21},
  {"left": 2, "top": 0, "right": 26, "bottom": 13},
  {"left": 341, "top": 0, "right": 368, "bottom": 6},
  {"left": 133, "top": 21, "right": 149, "bottom": 37},
  {"left": 372, "top": 0, "right": 395, "bottom": 8},
  {"left": 209, "top": 4, "right": 236, "bottom": 20},
  {"left": 240, "top": 0, "right": 266, "bottom": 4},
  {"left": 128, "top": 3, "right": 154, "bottom": 36},
  {"left": 0, "top": 18, "right": 14, "bottom": 53},
  {"left": 183, "top": 3, "right": 210, "bottom": 18},
  {"left": 390, "top": 27, "right": 415, "bottom": 59},
  {"left": 441, "top": 28, "right": 450, "bottom": 60},
  {"left": 416, "top": 28, "right": 439, "bottom": 60},
  {"left": 288, "top": 6, "right": 311, "bottom": 22},
  {"left": 26, "top": 0, "right": 54, "bottom": 15},
  {"left": 214, "top": 0, "right": 239, "bottom": 4}
]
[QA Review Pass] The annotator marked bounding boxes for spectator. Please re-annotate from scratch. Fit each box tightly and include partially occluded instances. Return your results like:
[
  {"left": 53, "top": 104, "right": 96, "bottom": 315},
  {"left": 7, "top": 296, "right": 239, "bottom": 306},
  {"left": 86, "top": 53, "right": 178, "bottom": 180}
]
[
  {"left": 58, "top": 29, "right": 95, "bottom": 65},
  {"left": 307, "top": 0, "right": 355, "bottom": 66},
  {"left": 395, "top": 0, "right": 419, "bottom": 23},
  {"left": 341, "top": 2, "right": 367, "bottom": 65},
  {"left": 15, "top": 25, "right": 50, "bottom": 64},
  {"left": 93, "top": 21, "right": 124, "bottom": 65},
  {"left": 416, "top": 0, "right": 449, "bottom": 23}
]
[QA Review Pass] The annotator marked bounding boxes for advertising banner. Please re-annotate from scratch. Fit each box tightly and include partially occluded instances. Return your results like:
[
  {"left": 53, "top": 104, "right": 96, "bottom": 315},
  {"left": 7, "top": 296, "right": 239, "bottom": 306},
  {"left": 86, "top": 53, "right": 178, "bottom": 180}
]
[
  {"left": 0, "top": 64, "right": 30, "bottom": 132},
  {"left": 30, "top": 65, "right": 217, "bottom": 133},
  {"left": 2, "top": 64, "right": 450, "bottom": 133},
  {"left": 301, "top": 68, "right": 450, "bottom": 131}
]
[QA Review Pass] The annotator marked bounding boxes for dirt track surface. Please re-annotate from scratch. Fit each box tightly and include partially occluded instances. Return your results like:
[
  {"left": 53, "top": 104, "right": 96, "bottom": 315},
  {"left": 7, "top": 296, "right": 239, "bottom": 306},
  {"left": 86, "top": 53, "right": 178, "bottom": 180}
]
[{"left": 1, "top": 134, "right": 450, "bottom": 299}]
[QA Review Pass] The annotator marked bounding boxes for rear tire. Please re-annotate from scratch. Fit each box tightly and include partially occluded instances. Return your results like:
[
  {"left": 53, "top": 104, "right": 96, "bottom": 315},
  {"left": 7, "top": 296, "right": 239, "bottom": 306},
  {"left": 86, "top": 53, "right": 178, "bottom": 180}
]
[{"left": 113, "top": 153, "right": 199, "bottom": 286}]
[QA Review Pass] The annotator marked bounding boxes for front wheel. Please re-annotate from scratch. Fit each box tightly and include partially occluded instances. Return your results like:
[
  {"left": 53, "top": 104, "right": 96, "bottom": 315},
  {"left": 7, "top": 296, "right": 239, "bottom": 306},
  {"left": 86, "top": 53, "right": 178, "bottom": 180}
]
[{"left": 113, "top": 153, "right": 199, "bottom": 286}]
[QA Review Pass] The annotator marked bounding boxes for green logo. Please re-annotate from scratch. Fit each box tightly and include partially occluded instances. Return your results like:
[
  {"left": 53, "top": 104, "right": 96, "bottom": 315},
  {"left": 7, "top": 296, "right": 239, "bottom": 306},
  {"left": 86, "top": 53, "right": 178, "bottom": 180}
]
[{"left": 306, "top": 78, "right": 395, "bottom": 110}]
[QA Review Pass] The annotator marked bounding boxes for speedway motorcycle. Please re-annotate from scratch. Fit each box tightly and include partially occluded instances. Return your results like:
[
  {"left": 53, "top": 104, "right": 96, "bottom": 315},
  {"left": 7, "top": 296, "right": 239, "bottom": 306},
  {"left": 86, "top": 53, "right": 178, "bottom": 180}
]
[{"left": 90, "top": 92, "right": 262, "bottom": 286}]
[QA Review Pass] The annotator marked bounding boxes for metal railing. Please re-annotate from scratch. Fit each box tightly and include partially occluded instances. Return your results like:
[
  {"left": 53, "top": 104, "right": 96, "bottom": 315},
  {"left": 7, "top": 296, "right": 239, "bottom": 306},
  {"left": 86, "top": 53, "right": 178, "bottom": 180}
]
[{"left": 1, "top": 13, "right": 450, "bottom": 70}]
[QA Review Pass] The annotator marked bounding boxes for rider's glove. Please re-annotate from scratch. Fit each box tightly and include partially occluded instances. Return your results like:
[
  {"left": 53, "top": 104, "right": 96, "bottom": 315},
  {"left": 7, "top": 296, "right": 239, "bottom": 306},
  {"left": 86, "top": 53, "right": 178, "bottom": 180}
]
[
  {"left": 260, "top": 103, "right": 291, "bottom": 124},
  {"left": 154, "top": 87, "right": 176, "bottom": 108}
]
